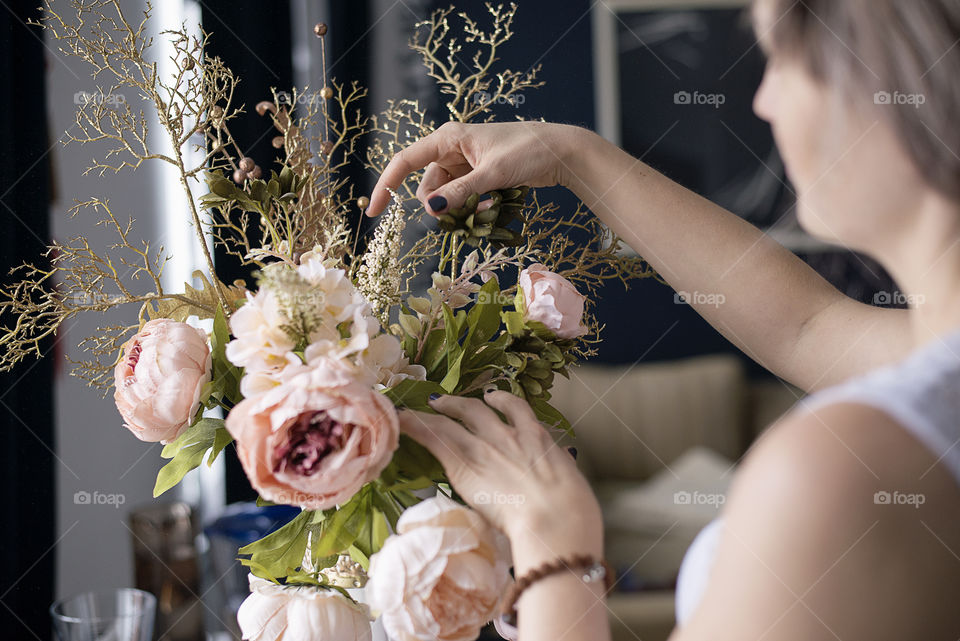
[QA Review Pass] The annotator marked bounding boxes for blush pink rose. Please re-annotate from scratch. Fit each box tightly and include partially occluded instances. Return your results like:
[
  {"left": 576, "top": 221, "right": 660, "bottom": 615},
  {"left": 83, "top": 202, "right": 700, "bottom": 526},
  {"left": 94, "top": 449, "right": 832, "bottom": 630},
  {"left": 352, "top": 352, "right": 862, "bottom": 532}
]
[
  {"left": 113, "top": 319, "right": 212, "bottom": 443},
  {"left": 367, "top": 495, "right": 512, "bottom": 641},
  {"left": 224, "top": 365, "right": 400, "bottom": 510},
  {"left": 518, "top": 263, "right": 588, "bottom": 339}
]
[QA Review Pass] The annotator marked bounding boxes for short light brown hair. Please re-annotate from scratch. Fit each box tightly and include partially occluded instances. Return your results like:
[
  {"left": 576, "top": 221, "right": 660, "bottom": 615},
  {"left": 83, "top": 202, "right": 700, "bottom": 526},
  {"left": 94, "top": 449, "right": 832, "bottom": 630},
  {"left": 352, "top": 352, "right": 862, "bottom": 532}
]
[{"left": 757, "top": 0, "right": 960, "bottom": 200}]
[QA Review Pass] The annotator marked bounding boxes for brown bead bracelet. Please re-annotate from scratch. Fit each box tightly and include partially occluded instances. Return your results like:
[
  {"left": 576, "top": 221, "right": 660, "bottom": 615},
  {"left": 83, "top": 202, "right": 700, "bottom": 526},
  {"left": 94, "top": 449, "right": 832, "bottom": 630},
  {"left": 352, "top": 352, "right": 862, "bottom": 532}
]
[{"left": 499, "top": 554, "right": 616, "bottom": 626}]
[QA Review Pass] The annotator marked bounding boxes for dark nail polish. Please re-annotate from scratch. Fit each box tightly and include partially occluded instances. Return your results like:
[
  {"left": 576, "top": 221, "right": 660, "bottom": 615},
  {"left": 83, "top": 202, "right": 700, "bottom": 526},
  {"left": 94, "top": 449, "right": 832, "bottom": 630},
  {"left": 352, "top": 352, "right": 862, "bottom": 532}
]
[
  {"left": 567, "top": 447, "right": 578, "bottom": 460},
  {"left": 428, "top": 195, "right": 447, "bottom": 214},
  {"left": 429, "top": 393, "right": 441, "bottom": 401}
]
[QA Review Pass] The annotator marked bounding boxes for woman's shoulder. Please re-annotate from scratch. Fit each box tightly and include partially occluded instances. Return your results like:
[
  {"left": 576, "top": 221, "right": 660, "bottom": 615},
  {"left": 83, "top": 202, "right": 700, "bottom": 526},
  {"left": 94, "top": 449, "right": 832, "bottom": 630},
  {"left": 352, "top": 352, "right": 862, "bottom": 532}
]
[{"left": 676, "top": 404, "right": 960, "bottom": 640}]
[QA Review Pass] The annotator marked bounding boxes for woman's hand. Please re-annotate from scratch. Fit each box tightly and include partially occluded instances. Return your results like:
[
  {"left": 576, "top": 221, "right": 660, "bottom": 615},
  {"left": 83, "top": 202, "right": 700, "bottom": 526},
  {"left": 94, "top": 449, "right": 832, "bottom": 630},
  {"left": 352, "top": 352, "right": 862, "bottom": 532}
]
[
  {"left": 399, "top": 389, "right": 604, "bottom": 573},
  {"left": 365, "top": 121, "right": 588, "bottom": 218}
]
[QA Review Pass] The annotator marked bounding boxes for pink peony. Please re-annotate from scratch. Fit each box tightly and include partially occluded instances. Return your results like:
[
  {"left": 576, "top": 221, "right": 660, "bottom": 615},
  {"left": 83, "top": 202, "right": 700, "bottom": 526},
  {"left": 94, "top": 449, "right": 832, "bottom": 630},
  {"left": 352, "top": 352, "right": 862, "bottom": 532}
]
[
  {"left": 367, "top": 495, "right": 512, "bottom": 641},
  {"left": 224, "top": 366, "right": 400, "bottom": 510},
  {"left": 237, "top": 574, "right": 372, "bottom": 641},
  {"left": 113, "top": 319, "right": 212, "bottom": 443},
  {"left": 518, "top": 263, "right": 588, "bottom": 339}
]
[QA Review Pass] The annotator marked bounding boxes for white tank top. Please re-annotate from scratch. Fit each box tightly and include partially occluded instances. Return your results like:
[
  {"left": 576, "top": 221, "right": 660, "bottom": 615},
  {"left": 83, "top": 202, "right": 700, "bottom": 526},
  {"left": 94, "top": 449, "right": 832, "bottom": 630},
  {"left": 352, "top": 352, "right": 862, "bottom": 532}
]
[{"left": 674, "top": 328, "right": 960, "bottom": 626}]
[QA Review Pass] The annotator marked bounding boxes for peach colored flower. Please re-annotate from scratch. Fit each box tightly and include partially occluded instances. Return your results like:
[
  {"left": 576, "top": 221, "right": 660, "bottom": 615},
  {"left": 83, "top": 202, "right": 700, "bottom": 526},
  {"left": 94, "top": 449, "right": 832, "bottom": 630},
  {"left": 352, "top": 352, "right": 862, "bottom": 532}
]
[
  {"left": 519, "top": 263, "right": 588, "bottom": 339},
  {"left": 237, "top": 574, "right": 372, "bottom": 641},
  {"left": 224, "top": 367, "right": 399, "bottom": 510},
  {"left": 367, "top": 495, "right": 512, "bottom": 641},
  {"left": 113, "top": 319, "right": 211, "bottom": 443}
]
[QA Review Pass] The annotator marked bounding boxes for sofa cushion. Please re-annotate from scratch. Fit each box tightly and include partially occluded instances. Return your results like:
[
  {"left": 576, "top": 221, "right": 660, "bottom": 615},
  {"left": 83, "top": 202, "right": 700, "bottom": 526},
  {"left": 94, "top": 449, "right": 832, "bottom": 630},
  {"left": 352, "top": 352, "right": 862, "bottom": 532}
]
[
  {"left": 548, "top": 355, "right": 746, "bottom": 481},
  {"left": 598, "top": 447, "right": 734, "bottom": 587}
]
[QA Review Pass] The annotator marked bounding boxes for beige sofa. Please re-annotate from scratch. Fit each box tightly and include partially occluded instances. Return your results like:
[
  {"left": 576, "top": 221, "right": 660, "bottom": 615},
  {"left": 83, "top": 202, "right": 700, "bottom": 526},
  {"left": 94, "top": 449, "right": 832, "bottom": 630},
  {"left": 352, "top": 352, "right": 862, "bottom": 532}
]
[{"left": 548, "top": 355, "right": 801, "bottom": 641}]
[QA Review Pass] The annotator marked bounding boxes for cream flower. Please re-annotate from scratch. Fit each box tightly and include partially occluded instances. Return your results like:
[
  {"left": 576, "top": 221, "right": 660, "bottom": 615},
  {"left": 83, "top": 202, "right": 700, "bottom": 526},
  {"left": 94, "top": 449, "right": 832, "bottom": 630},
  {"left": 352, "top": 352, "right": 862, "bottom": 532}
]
[
  {"left": 354, "top": 333, "right": 427, "bottom": 390},
  {"left": 519, "top": 263, "right": 588, "bottom": 339},
  {"left": 113, "top": 319, "right": 211, "bottom": 443},
  {"left": 227, "top": 258, "right": 386, "bottom": 396},
  {"left": 237, "top": 574, "right": 372, "bottom": 641},
  {"left": 367, "top": 495, "right": 512, "bottom": 641},
  {"left": 296, "top": 256, "right": 370, "bottom": 325},
  {"left": 225, "top": 289, "right": 296, "bottom": 373}
]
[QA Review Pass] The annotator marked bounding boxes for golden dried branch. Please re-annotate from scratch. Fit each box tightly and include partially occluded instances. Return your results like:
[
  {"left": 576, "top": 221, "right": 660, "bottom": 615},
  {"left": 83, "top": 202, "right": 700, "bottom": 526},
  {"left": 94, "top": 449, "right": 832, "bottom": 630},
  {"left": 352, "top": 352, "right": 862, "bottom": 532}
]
[
  {"left": 31, "top": 0, "right": 239, "bottom": 311},
  {"left": 0, "top": 199, "right": 219, "bottom": 386},
  {"left": 409, "top": 3, "right": 544, "bottom": 123}
]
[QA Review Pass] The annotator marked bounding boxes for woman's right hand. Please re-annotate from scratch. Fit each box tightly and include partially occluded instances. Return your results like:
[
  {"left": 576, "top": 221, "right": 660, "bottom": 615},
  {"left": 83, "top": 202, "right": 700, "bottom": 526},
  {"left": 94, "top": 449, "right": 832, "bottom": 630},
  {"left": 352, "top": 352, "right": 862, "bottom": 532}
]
[{"left": 365, "top": 120, "right": 588, "bottom": 218}]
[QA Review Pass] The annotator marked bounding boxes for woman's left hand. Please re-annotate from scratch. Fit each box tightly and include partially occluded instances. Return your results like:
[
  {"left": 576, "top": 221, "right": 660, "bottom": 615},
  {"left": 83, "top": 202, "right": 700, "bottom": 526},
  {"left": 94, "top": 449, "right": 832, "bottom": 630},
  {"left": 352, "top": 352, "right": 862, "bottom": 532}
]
[{"left": 398, "top": 390, "right": 604, "bottom": 569}]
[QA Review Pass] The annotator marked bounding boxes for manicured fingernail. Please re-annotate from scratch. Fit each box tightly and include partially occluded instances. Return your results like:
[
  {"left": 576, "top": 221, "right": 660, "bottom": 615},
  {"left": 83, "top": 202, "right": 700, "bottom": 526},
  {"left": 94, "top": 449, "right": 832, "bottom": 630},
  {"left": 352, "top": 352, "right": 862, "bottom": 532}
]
[
  {"left": 429, "top": 393, "right": 442, "bottom": 401},
  {"left": 428, "top": 195, "right": 447, "bottom": 214},
  {"left": 567, "top": 447, "right": 578, "bottom": 460},
  {"left": 484, "top": 385, "right": 496, "bottom": 394}
]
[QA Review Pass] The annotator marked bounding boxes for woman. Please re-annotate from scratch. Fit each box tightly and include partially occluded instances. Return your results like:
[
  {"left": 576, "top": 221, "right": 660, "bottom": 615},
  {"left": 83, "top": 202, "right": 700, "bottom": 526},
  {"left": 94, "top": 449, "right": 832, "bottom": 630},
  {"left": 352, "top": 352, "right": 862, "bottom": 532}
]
[{"left": 366, "top": 1, "right": 960, "bottom": 639}]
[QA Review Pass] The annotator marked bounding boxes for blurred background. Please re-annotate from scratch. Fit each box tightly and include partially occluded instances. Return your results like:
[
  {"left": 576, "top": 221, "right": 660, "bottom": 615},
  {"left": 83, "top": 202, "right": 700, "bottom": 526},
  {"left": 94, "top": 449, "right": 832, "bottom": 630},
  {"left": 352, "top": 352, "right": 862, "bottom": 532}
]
[{"left": 1, "top": 0, "right": 903, "bottom": 639}]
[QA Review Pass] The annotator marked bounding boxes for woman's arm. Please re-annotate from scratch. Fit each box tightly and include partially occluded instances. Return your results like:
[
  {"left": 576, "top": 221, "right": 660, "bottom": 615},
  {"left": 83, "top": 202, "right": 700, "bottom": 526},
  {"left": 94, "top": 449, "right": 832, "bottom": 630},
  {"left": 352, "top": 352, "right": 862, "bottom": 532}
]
[
  {"left": 559, "top": 127, "right": 910, "bottom": 393},
  {"left": 367, "top": 121, "right": 911, "bottom": 392}
]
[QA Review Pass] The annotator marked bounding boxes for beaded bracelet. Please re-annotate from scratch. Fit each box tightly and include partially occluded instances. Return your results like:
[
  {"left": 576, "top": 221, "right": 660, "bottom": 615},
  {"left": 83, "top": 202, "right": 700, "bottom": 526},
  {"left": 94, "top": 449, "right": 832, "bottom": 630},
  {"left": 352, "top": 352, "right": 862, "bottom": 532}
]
[{"left": 499, "top": 554, "right": 615, "bottom": 626}]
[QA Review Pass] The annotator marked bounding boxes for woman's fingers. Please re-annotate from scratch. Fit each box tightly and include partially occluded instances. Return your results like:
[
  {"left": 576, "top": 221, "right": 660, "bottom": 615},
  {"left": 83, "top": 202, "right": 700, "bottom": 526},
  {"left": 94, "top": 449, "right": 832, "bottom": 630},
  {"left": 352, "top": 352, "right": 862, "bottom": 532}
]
[
  {"left": 366, "top": 134, "right": 446, "bottom": 217},
  {"left": 367, "top": 123, "right": 471, "bottom": 216},
  {"left": 427, "top": 394, "right": 513, "bottom": 442},
  {"left": 415, "top": 161, "right": 474, "bottom": 210},
  {"left": 415, "top": 162, "right": 452, "bottom": 204},
  {"left": 483, "top": 389, "right": 539, "bottom": 428},
  {"left": 483, "top": 389, "right": 552, "bottom": 451},
  {"left": 397, "top": 409, "right": 481, "bottom": 472}
]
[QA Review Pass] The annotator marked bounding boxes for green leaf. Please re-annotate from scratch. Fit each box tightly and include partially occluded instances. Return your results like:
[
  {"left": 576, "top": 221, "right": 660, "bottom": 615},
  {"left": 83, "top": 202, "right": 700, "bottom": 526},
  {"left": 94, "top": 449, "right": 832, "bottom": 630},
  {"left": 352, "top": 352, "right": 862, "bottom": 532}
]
[
  {"left": 464, "top": 279, "right": 504, "bottom": 351},
  {"left": 371, "top": 488, "right": 405, "bottom": 531},
  {"left": 239, "top": 510, "right": 312, "bottom": 581},
  {"left": 394, "top": 434, "right": 446, "bottom": 483},
  {"left": 442, "top": 303, "right": 458, "bottom": 371},
  {"left": 200, "top": 305, "right": 243, "bottom": 409},
  {"left": 530, "top": 397, "right": 573, "bottom": 436},
  {"left": 420, "top": 328, "right": 448, "bottom": 377},
  {"left": 311, "top": 489, "right": 369, "bottom": 558},
  {"left": 398, "top": 313, "right": 421, "bottom": 338},
  {"left": 154, "top": 418, "right": 232, "bottom": 497},
  {"left": 382, "top": 378, "right": 446, "bottom": 411},
  {"left": 440, "top": 349, "right": 465, "bottom": 393},
  {"left": 347, "top": 544, "right": 370, "bottom": 571},
  {"left": 502, "top": 310, "right": 526, "bottom": 336},
  {"left": 346, "top": 506, "right": 391, "bottom": 572},
  {"left": 466, "top": 333, "right": 511, "bottom": 371}
]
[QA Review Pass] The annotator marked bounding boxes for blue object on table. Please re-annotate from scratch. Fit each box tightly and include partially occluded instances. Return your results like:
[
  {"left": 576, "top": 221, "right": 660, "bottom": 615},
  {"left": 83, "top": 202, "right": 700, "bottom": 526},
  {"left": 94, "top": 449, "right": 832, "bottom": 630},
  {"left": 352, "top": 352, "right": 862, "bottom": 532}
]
[
  {"left": 202, "top": 503, "right": 302, "bottom": 637},
  {"left": 204, "top": 502, "right": 301, "bottom": 545}
]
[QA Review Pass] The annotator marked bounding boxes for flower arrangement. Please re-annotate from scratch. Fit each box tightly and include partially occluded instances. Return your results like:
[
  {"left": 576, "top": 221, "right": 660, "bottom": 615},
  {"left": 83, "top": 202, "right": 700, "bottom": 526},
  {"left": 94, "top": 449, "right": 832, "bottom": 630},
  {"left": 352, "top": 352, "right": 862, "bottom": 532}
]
[{"left": 4, "top": 1, "right": 657, "bottom": 639}]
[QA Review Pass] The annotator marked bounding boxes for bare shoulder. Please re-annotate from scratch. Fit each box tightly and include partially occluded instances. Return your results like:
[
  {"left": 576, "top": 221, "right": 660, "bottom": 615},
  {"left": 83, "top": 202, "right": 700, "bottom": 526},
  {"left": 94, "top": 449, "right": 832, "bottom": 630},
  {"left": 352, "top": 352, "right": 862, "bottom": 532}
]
[{"left": 674, "top": 402, "right": 960, "bottom": 641}]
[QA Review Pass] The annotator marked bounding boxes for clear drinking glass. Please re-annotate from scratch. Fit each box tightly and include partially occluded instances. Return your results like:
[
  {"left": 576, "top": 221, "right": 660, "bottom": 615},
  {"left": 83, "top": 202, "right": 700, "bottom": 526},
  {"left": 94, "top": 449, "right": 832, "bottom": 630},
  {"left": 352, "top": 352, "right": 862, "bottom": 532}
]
[{"left": 50, "top": 588, "right": 156, "bottom": 641}]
